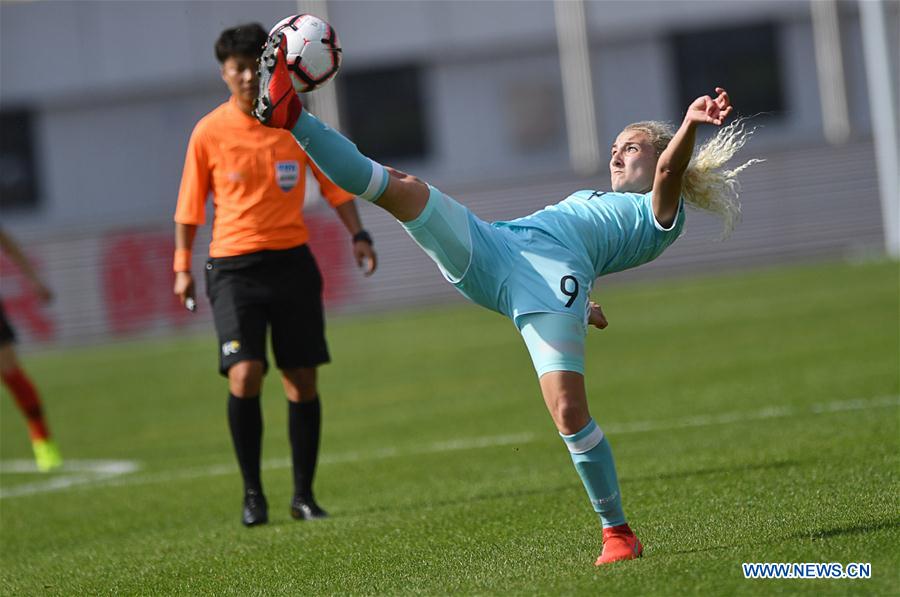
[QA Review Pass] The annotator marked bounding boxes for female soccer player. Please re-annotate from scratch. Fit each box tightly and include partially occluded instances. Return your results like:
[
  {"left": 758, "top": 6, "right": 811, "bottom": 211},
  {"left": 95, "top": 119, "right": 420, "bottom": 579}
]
[{"left": 255, "top": 32, "right": 758, "bottom": 564}]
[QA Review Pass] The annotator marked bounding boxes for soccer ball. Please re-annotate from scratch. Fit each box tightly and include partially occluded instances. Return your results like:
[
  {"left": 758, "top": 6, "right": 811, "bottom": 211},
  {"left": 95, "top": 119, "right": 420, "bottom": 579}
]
[{"left": 270, "top": 14, "right": 342, "bottom": 93}]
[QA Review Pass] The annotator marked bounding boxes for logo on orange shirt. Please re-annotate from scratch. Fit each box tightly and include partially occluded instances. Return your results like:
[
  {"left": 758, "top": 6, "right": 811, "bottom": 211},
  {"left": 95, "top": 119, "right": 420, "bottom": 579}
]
[{"left": 276, "top": 161, "right": 300, "bottom": 192}]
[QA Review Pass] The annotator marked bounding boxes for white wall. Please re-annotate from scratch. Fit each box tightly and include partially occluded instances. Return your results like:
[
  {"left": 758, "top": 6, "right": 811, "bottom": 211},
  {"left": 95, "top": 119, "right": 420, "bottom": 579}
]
[
  {"left": 0, "top": 1, "right": 297, "bottom": 101},
  {"left": 2, "top": 0, "right": 892, "bottom": 234},
  {"left": 0, "top": 1, "right": 896, "bottom": 351}
]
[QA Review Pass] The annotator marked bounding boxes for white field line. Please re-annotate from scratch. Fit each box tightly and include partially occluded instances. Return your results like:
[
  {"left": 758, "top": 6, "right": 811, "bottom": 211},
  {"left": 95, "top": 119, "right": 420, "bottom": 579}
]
[
  {"left": 604, "top": 395, "right": 898, "bottom": 434},
  {"left": 0, "top": 460, "right": 141, "bottom": 499},
  {"left": 0, "top": 459, "right": 139, "bottom": 475},
  {"left": 1, "top": 396, "right": 896, "bottom": 500}
]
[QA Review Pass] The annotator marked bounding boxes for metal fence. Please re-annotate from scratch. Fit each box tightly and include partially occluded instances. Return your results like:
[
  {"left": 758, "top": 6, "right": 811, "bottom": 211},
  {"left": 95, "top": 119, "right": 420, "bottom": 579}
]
[{"left": 0, "top": 137, "right": 885, "bottom": 349}]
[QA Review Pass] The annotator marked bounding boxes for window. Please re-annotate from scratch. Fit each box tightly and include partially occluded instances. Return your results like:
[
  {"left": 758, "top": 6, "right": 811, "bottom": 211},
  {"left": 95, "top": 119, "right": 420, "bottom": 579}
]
[
  {"left": 504, "top": 82, "right": 563, "bottom": 152},
  {"left": 338, "top": 65, "right": 429, "bottom": 162},
  {"left": 0, "top": 109, "right": 40, "bottom": 211},
  {"left": 672, "top": 22, "right": 784, "bottom": 119}
]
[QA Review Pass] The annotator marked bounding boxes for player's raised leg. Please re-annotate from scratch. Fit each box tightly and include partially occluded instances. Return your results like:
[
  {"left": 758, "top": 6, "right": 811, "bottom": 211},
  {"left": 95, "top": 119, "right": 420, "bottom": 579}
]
[
  {"left": 254, "top": 32, "right": 429, "bottom": 223},
  {"left": 255, "top": 31, "right": 476, "bottom": 282}
]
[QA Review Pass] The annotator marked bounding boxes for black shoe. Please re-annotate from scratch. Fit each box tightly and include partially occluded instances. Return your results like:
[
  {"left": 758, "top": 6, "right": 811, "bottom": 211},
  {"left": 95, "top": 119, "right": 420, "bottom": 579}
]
[
  {"left": 242, "top": 489, "right": 269, "bottom": 527},
  {"left": 290, "top": 495, "right": 328, "bottom": 520}
]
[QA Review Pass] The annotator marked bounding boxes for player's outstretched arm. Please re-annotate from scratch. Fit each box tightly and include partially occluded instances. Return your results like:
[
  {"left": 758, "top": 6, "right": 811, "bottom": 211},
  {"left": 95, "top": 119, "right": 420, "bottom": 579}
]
[{"left": 653, "top": 87, "right": 733, "bottom": 228}]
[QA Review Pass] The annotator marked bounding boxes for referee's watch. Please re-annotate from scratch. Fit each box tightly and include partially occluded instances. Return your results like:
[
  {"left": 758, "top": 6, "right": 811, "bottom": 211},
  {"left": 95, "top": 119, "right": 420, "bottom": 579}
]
[{"left": 352, "top": 229, "right": 373, "bottom": 245}]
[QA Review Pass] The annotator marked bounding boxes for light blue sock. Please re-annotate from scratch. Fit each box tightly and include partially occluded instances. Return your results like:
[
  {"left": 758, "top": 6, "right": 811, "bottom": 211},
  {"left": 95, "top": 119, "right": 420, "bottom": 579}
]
[
  {"left": 561, "top": 419, "right": 627, "bottom": 528},
  {"left": 290, "top": 109, "right": 389, "bottom": 202}
]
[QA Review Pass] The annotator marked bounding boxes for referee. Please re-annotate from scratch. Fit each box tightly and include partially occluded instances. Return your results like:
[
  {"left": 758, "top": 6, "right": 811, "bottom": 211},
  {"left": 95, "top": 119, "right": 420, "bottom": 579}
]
[{"left": 172, "top": 23, "right": 376, "bottom": 526}]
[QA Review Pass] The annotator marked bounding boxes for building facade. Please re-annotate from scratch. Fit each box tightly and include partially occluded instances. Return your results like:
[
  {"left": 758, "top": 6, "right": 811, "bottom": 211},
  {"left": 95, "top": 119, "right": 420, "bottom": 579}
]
[{"left": 0, "top": 0, "right": 895, "bottom": 346}]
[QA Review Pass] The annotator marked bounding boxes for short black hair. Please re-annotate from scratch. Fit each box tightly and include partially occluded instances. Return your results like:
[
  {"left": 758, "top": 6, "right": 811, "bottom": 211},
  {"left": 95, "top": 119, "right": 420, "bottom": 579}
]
[{"left": 215, "top": 23, "right": 268, "bottom": 63}]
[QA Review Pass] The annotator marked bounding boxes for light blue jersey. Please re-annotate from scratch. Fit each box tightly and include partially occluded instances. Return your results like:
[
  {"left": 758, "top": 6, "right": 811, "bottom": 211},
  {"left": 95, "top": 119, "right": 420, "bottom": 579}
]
[
  {"left": 403, "top": 187, "right": 684, "bottom": 330},
  {"left": 497, "top": 190, "right": 685, "bottom": 280}
]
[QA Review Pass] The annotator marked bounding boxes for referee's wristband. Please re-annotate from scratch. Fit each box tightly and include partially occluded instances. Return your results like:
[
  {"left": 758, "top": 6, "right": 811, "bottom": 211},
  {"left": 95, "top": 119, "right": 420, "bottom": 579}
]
[
  {"left": 352, "top": 229, "right": 373, "bottom": 245},
  {"left": 173, "top": 248, "right": 192, "bottom": 273}
]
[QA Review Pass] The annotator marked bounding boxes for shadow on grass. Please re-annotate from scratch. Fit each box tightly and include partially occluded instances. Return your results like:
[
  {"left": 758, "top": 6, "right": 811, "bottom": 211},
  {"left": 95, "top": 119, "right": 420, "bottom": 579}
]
[
  {"left": 788, "top": 518, "right": 900, "bottom": 541},
  {"left": 337, "top": 459, "right": 802, "bottom": 519},
  {"left": 625, "top": 458, "right": 800, "bottom": 483},
  {"left": 665, "top": 519, "right": 900, "bottom": 556},
  {"left": 341, "top": 482, "right": 577, "bottom": 518}
]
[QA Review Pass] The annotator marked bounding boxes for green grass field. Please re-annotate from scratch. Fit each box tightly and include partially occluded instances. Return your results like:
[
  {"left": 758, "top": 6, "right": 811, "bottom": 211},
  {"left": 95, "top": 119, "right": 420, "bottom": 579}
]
[{"left": 1, "top": 259, "right": 898, "bottom": 595}]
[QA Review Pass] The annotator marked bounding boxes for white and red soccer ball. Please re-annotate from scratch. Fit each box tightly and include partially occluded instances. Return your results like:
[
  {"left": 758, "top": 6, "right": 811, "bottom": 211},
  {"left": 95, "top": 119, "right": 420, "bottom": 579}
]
[{"left": 270, "top": 14, "right": 342, "bottom": 93}]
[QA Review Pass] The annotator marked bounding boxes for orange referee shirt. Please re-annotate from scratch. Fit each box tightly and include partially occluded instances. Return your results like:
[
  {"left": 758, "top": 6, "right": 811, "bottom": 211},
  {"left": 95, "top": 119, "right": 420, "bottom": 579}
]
[{"left": 174, "top": 97, "right": 354, "bottom": 258}]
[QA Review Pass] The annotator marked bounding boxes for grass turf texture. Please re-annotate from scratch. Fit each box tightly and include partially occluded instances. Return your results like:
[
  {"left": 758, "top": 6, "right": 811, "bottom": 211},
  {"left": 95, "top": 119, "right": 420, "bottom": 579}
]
[{"left": 1, "top": 259, "right": 897, "bottom": 595}]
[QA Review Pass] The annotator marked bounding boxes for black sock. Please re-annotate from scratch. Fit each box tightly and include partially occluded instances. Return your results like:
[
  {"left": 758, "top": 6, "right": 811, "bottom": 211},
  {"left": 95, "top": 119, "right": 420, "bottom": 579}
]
[
  {"left": 228, "top": 393, "right": 263, "bottom": 494},
  {"left": 288, "top": 397, "right": 321, "bottom": 501}
]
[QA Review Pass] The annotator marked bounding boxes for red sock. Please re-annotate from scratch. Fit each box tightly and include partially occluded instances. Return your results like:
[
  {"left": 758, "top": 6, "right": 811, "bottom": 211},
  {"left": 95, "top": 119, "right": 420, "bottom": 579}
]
[{"left": 2, "top": 367, "right": 50, "bottom": 441}]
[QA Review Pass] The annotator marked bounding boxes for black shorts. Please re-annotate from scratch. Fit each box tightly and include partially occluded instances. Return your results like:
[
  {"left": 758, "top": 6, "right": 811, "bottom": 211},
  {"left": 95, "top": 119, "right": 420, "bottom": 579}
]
[
  {"left": 205, "top": 244, "right": 330, "bottom": 376},
  {"left": 0, "top": 300, "right": 16, "bottom": 347}
]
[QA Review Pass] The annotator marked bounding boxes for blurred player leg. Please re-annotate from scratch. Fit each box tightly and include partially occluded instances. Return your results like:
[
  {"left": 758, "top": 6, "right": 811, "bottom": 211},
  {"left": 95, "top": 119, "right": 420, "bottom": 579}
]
[{"left": 0, "top": 343, "right": 62, "bottom": 472}]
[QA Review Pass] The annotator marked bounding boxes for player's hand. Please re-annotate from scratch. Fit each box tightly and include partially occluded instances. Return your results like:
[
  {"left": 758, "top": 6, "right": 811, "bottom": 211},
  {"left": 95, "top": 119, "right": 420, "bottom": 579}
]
[
  {"left": 684, "top": 87, "right": 733, "bottom": 127},
  {"left": 173, "top": 271, "right": 196, "bottom": 310},
  {"left": 588, "top": 301, "right": 608, "bottom": 330},
  {"left": 354, "top": 240, "right": 377, "bottom": 276}
]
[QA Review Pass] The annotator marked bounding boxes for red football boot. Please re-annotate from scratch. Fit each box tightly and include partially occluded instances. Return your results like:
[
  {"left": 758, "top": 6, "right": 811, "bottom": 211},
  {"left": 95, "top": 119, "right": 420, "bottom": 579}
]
[
  {"left": 254, "top": 30, "right": 302, "bottom": 129},
  {"left": 595, "top": 524, "right": 643, "bottom": 565}
]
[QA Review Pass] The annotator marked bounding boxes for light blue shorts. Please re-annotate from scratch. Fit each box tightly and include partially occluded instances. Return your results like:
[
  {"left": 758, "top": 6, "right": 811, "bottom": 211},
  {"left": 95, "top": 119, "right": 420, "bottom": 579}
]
[{"left": 403, "top": 186, "right": 589, "bottom": 376}]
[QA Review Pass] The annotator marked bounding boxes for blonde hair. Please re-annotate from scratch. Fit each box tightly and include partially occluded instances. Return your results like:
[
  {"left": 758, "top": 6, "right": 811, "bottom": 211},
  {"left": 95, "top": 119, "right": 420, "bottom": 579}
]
[{"left": 623, "top": 118, "right": 763, "bottom": 237}]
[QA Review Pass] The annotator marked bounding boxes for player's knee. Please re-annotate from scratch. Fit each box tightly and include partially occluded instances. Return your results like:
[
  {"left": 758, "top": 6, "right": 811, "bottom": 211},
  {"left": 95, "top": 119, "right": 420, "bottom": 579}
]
[
  {"left": 380, "top": 167, "right": 430, "bottom": 221},
  {"left": 299, "top": 378, "right": 318, "bottom": 400},
  {"left": 386, "top": 168, "right": 428, "bottom": 200},
  {"left": 282, "top": 367, "right": 318, "bottom": 402},
  {"left": 291, "top": 381, "right": 318, "bottom": 402},
  {"left": 539, "top": 370, "right": 590, "bottom": 433},
  {"left": 548, "top": 394, "right": 590, "bottom": 435},
  {"left": 386, "top": 167, "right": 423, "bottom": 187},
  {"left": 228, "top": 361, "right": 264, "bottom": 397},
  {"left": 552, "top": 404, "right": 585, "bottom": 434}
]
